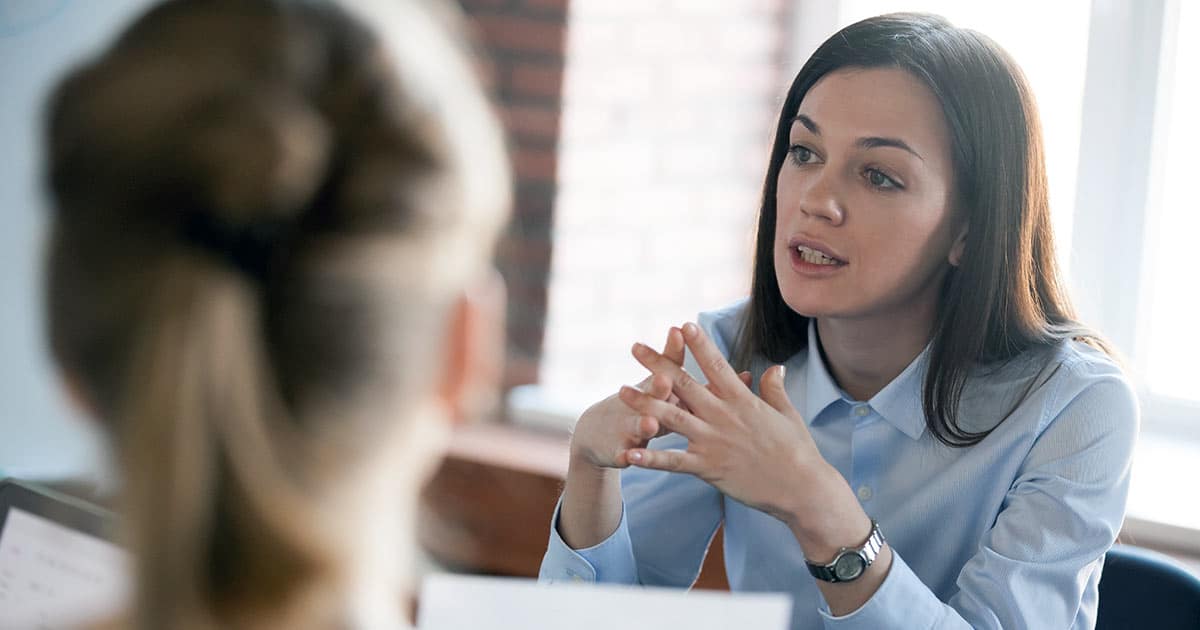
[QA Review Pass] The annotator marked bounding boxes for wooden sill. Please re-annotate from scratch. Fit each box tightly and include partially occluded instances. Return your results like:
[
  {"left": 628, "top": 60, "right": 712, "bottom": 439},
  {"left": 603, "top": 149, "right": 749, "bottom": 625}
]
[{"left": 419, "top": 422, "right": 730, "bottom": 590}]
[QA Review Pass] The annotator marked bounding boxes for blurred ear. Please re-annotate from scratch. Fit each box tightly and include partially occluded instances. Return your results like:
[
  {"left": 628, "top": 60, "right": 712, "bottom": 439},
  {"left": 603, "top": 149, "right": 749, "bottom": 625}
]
[
  {"left": 58, "top": 370, "right": 99, "bottom": 421},
  {"left": 437, "top": 270, "right": 506, "bottom": 426},
  {"left": 948, "top": 225, "right": 968, "bottom": 267}
]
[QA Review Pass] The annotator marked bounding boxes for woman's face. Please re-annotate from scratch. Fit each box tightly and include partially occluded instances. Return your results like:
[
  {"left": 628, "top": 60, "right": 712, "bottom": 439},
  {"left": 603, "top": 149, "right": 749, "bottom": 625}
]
[{"left": 774, "top": 67, "right": 963, "bottom": 323}]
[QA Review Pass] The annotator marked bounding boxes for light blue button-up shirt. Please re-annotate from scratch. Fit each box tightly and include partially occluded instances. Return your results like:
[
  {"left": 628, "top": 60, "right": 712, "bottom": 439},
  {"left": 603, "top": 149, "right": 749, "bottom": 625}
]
[{"left": 539, "top": 300, "right": 1138, "bottom": 629}]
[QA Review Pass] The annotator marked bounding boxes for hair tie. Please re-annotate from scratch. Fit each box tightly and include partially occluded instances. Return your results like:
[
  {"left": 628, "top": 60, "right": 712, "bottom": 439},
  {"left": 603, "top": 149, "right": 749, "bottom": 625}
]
[{"left": 182, "top": 212, "right": 291, "bottom": 283}]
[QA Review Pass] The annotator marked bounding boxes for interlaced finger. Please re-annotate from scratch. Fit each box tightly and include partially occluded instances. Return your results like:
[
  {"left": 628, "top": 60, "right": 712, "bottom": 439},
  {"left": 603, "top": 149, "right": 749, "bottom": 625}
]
[
  {"left": 618, "top": 384, "right": 710, "bottom": 441},
  {"left": 680, "top": 322, "right": 747, "bottom": 399},
  {"left": 631, "top": 342, "right": 721, "bottom": 418}
]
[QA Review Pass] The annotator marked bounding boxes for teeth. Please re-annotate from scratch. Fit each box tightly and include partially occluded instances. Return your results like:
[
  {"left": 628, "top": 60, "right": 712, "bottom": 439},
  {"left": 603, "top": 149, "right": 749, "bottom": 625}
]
[{"left": 797, "top": 245, "right": 839, "bottom": 266}]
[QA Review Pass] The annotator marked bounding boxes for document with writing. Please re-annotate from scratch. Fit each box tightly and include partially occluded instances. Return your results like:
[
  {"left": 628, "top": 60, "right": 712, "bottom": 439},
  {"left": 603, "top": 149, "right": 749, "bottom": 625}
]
[
  {"left": 418, "top": 574, "right": 792, "bottom": 630},
  {"left": 0, "top": 507, "right": 129, "bottom": 629}
]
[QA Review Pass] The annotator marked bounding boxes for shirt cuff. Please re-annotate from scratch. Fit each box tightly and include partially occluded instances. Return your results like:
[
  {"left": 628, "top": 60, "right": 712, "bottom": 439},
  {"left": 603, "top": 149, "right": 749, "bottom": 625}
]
[
  {"left": 537, "top": 497, "right": 639, "bottom": 584},
  {"left": 819, "top": 549, "right": 946, "bottom": 629}
]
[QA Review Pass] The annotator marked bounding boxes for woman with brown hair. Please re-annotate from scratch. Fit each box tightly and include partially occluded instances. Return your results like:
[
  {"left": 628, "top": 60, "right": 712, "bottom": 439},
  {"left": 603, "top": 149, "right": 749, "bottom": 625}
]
[
  {"left": 542, "top": 12, "right": 1138, "bottom": 629},
  {"left": 43, "top": 0, "right": 509, "bottom": 628}
]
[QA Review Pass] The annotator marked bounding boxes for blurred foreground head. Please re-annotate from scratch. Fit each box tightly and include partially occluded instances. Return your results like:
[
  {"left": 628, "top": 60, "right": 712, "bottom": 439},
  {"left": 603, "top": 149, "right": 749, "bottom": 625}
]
[{"left": 43, "top": 0, "right": 510, "bottom": 627}]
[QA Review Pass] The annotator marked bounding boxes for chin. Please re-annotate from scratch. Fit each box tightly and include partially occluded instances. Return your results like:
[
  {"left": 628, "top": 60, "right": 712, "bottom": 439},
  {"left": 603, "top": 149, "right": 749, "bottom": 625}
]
[
  {"left": 777, "top": 287, "right": 892, "bottom": 323},
  {"left": 777, "top": 287, "right": 837, "bottom": 320},
  {"left": 772, "top": 253, "right": 847, "bottom": 319}
]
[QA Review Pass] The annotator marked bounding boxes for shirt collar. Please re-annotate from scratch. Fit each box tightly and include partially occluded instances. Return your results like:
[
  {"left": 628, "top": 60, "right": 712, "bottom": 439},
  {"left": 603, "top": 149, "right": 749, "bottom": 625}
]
[
  {"left": 800, "top": 320, "right": 929, "bottom": 441},
  {"left": 802, "top": 321, "right": 842, "bottom": 425}
]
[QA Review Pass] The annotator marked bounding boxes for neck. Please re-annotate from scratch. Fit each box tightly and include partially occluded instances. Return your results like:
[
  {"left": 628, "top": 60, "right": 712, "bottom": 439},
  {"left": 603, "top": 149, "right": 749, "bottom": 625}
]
[
  {"left": 334, "top": 459, "right": 416, "bottom": 630},
  {"left": 815, "top": 298, "right": 937, "bottom": 402},
  {"left": 327, "top": 405, "right": 449, "bottom": 630}
]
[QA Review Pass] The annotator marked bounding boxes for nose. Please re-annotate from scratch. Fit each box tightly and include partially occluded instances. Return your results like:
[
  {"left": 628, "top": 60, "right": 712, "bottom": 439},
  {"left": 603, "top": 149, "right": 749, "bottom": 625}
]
[{"left": 796, "top": 168, "right": 845, "bottom": 226}]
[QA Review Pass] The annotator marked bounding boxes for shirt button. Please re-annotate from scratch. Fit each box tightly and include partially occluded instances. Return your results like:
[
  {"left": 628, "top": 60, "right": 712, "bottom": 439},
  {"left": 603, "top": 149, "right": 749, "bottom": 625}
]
[
  {"left": 857, "top": 485, "right": 873, "bottom": 501},
  {"left": 854, "top": 405, "right": 870, "bottom": 417}
]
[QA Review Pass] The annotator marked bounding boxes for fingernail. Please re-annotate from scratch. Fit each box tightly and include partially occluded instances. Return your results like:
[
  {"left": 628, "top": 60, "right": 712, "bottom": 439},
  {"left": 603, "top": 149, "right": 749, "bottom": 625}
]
[
  {"left": 632, "top": 342, "right": 648, "bottom": 355},
  {"left": 629, "top": 451, "right": 643, "bottom": 462},
  {"left": 778, "top": 365, "right": 787, "bottom": 380},
  {"left": 682, "top": 322, "right": 698, "bottom": 338}
]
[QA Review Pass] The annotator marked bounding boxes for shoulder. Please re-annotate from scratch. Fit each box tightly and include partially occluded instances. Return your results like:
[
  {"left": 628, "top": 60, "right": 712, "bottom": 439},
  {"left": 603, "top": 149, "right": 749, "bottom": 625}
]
[
  {"left": 696, "top": 298, "right": 749, "bottom": 360},
  {"left": 1027, "top": 339, "right": 1139, "bottom": 441},
  {"left": 1047, "top": 340, "right": 1135, "bottom": 411},
  {"left": 964, "top": 339, "right": 1138, "bottom": 443},
  {"left": 986, "top": 340, "right": 1140, "bottom": 493}
]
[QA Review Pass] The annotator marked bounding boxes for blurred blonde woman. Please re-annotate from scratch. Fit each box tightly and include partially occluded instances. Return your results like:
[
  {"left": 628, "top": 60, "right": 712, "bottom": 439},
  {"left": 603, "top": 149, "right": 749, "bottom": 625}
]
[{"left": 43, "top": 0, "right": 509, "bottom": 628}]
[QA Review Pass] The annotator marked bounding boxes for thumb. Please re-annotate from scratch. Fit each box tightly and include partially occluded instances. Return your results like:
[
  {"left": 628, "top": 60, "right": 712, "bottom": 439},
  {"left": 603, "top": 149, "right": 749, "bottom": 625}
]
[{"left": 760, "top": 365, "right": 802, "bottom": 421}]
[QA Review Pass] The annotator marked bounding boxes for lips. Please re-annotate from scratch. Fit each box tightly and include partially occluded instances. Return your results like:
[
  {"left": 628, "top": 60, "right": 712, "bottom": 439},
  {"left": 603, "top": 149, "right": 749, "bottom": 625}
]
[{"left": 786, "top": 236, "right": 847, "bottom": 265}]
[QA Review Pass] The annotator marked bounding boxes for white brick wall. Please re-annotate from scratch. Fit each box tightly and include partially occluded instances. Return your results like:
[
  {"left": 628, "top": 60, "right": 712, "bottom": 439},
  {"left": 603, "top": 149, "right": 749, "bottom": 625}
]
[{"left": 537, "top": 0, "right": 788, "bottom": 406}]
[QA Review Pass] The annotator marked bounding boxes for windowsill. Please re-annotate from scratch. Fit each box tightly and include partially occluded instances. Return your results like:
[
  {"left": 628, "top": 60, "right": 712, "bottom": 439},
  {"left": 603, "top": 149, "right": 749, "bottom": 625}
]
[{"left": 506, "top": 385, "right": 1200, "bottom": 560}]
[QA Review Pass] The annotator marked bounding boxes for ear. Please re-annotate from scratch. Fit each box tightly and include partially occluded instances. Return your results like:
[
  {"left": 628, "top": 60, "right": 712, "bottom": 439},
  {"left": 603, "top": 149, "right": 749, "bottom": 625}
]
[
  {"left": 436, "top": 270, "right": 507, "bottom": 426},
  {"left": 948, "top": 225, "right": 968, "bottom": 267},
  {"left": 58, "top": 369, "right": 99, "bottom": 421}
]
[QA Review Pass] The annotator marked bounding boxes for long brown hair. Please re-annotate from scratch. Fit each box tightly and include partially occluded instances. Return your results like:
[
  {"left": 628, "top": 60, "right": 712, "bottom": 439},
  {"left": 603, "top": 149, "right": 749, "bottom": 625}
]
[
  {"left": 43, "top": 1, "right": 508, "bottom": 627},
  {"left": 735, "top": 13, "right": 1107, "bottom": 447}
]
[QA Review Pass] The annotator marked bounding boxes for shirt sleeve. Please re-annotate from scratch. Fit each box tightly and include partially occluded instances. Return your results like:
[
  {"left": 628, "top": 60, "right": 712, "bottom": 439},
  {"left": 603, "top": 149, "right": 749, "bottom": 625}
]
[
  {"left": 538, "top": 498, "right": 639, "bottom": 584},
  {"left": 536, "top": 434, "right": 725, "bottom": 587},
  {"left": 819, "top": 364, "right": 1139, "bottom": 629}
]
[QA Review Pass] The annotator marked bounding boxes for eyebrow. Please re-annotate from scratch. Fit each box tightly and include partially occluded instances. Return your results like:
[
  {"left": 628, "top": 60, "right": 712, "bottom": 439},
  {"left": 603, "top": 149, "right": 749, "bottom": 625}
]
[{"left": 792, "top": 114, "right": 924, "bottom": 161}]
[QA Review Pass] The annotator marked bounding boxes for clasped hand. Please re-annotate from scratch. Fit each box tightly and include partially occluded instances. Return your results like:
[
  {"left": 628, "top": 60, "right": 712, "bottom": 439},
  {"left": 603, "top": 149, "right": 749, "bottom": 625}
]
[{"left": 616, "top": 322, "right": 839, "bottom": 531}]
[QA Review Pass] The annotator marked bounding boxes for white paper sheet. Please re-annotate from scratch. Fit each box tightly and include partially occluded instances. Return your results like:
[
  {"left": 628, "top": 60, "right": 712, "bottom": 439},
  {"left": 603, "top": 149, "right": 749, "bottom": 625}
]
[
  {"left": 418, "top": 574, "right": 792, "bottom": 630},
  {"left": 0, "top": 507, "right": 130, "bottom": 629}
]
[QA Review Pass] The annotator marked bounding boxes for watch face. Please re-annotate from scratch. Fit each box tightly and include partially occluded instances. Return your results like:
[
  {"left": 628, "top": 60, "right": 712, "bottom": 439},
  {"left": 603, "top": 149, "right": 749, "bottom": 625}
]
[{"left": 833, "top": 552, "right": 866, "bottom": 581}]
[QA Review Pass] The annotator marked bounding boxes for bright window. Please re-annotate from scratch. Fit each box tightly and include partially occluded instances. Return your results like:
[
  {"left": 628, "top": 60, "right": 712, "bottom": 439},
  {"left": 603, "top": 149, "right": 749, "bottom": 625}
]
[{"left": 1143, "top": 0, "right": 1199, "bottom": 401}]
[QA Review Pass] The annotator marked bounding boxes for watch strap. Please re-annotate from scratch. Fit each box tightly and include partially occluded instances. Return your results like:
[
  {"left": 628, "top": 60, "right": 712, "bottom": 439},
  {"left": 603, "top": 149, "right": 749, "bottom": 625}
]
[
  {"left": 805, "top": 519, "right": 885, "bottom": 583},
  {"left": 806, "top": 560, "right": 840, "bottom": 582}
]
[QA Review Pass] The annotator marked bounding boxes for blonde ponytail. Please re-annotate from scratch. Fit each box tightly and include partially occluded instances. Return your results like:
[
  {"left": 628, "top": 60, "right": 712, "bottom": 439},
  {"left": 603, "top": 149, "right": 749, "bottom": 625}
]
[
  {"left": 44, "top": 1, "right": 510, "bottom": 627},
  {"left": 119, "top": 255, "right": 338, "bottom": 630}
]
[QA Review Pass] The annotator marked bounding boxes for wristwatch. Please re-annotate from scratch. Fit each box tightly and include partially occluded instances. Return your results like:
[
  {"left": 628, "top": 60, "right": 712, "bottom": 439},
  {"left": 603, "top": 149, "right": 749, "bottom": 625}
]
[{"left": 805, "top": 520, "right": 885, "bottom": 583}]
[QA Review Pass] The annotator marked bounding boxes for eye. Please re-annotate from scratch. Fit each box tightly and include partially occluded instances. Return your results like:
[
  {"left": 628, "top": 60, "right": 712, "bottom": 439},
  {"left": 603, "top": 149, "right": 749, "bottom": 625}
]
[
  {"left": 865, "top": 167, "right": 902, "bottom": 190},
  {"left": 787, "top": 144, "right": 821, "bottom": 166}
]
